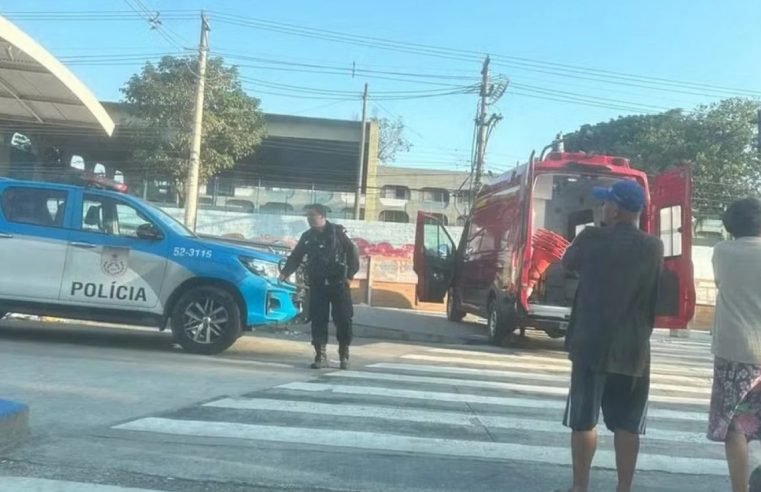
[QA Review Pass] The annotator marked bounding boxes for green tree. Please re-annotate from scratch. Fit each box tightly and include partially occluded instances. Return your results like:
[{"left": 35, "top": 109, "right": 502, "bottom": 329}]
[
  {"left": 374, "top": 115, "right": 412, "bottom": 164},
  {"left": 121, "top": 56, "right": 265, "bottom": 201},
  {"left": 564, "top": 98, "right": 761, "bottom": 219}
]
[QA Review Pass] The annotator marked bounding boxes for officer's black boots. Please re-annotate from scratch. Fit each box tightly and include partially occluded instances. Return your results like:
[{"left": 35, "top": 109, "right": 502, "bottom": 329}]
[
  {"left": 310, "top": 345, "right": 328, "bottom": 369},
  {"left": 339, "top": 344, "right": 350, "bottom": 370},
  {"left": 308, "top": 344, "right": 348, "bottom": 369}
]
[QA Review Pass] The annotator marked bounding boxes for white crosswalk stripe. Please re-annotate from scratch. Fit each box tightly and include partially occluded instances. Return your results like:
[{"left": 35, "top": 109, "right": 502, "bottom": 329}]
[
  {"left": 204, "top": 397, "right": 706, "bottom": 443},
  {"left": 114, "top": 332, "right": 724, "bottom": 477},
  {"left": 325, "top": 369, "right": 712, "bottom": 395},
  {"left": 399, "top": 354, "right": 714, "bottom": 378},
  {"left": 368, "top": 362, "right": 710, "bottom": 390}
]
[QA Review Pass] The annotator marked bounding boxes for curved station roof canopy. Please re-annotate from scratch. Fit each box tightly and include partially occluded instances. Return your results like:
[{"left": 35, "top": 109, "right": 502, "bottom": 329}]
[{"left": 0, "top": 15, "right": 114, "bottom": 136}]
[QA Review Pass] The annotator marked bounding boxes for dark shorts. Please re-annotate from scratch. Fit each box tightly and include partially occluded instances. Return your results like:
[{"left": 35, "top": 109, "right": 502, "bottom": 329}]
[{"left": 563, "top": 362, "right": 650, "bottom": 434}]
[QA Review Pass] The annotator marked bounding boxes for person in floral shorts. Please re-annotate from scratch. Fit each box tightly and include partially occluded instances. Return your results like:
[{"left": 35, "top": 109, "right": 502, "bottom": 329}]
[{"left": 709, "top": 197, "right": 761, "bottom": 492}]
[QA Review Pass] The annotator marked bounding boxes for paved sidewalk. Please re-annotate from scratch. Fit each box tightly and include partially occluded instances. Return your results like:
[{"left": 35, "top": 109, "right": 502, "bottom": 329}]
[{"left": 352, "top": 305, "right": 487, "bottom": 344}]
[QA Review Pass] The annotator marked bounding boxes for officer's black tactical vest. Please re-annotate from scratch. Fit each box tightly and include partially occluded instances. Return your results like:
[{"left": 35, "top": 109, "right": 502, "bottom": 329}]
[{"left": 303, "top": 222, "right": 349, "bottom": 281}]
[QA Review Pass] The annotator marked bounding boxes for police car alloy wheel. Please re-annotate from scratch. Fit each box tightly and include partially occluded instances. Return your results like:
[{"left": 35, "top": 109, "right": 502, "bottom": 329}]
[{"left": 170, "top": 286, "right": 242, "bottom": 355}]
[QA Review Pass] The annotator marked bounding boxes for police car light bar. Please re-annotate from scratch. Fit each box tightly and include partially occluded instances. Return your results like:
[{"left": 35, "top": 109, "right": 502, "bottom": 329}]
[{"left": 81, "top": 173, "right": 128, "bottom": 193}]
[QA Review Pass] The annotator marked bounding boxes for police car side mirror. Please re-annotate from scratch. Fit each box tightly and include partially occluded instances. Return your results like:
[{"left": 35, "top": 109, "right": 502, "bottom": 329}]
[{"left": 136, "top": 223, "right": 163, "bottom": 241}]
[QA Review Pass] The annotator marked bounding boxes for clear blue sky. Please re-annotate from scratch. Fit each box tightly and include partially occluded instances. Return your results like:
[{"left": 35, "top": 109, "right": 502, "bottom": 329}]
[{"left": 3, "top": 0, "right": 760, "bottom": 173}]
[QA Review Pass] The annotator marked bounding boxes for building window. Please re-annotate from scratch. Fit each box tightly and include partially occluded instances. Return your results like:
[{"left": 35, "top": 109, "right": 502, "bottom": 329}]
[
  {"left": 422, "top": 212, "right": 448, "bottom": 225},
  {"left": 217, "top": 178, "right": 235, "bottom": 197},
  {"left": 340, "top": 207, "right": 364, "bottom": 219},
  {"left": 453, "top": 190, "right": 473, "bottom": 204},
  {"left": 303, "top": 204, "right": 332, "bottom": 214},
  {"left": 226, "top": 199, "right": 255, "bottom": 213},
  {"left": 198, "top": 196, "right": 214, "bottom": 209},
  {"left": 421, "top": 188, "right": 449, "bottom": 205},
  {"left": 260, "top": 202, "right": 294, "bottom": 215},
  {"left": 381, "top": 186, "right": 410, "bottom": 200},
  {"left": 206, "top": 177, "right": 235, "bottom": 198},
  {"left": 379, "top": 210, "right": 409, "bottom": 223}
]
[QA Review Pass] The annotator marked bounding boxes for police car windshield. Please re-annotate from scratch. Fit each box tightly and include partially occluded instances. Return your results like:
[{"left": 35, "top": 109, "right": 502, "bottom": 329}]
[{"left": 141, "top": 201, "right": 196, "bottom": 237}]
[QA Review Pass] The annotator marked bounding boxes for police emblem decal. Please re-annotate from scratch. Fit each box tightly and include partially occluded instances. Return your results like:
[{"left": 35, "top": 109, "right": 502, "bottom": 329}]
[{"left": 101, "top": 248, "right": 129, "bottom": 277}]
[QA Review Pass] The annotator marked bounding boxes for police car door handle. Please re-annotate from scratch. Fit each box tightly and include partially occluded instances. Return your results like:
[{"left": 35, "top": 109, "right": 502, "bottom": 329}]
[
  {"left": 0, "top": 232, "right": 12, "bottom": 239},
  {"left": 71, "top": 241, "right": 96, "bottom": 249}
]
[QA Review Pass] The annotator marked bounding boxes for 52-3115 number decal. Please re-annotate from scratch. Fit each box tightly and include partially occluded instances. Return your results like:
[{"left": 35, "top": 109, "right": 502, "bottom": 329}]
[{"left": 172, "top": 247, "right": 212, "bottom": 259}]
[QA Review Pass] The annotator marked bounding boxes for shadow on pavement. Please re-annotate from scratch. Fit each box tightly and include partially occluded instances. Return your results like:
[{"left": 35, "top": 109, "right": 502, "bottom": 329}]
[
  {"left": 0, "top": 319, "right": 177, "bottom": 353},
  {"left": 0, "top": 307, "right": 568, "bottom": 358}
]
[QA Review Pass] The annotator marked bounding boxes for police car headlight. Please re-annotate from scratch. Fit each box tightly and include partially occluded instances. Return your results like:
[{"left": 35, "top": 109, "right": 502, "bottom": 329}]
[{"left": 240, "top": 257, "right": 280, "bottom": 279}]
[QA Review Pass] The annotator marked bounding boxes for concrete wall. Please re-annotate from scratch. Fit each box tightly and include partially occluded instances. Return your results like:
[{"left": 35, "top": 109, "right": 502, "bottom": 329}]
[
  {"left": 164, "top": 207, "right": 464, "bottom": 249},
  {"left": 163, "top": 207, "right": 463, "bottom": 313},
  {"left": 167, "top": 207, "right": 718, "bottom": 326}
]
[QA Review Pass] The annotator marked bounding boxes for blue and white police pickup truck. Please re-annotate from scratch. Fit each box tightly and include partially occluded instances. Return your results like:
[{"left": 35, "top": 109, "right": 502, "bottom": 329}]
[{"left": 0, "top": 174, "right": 300, "bottom": 354}]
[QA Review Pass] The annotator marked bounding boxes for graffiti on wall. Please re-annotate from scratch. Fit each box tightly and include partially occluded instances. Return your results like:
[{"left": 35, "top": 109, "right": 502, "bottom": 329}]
[
  {"left": 352, "top": 238, "right": 414, "bottom": 258},
  {"left": 246, "top": 234, "right": 416, "bottom": 259},
  {"left": 242, "top": 234, "right": 417, "bottom": 283}
]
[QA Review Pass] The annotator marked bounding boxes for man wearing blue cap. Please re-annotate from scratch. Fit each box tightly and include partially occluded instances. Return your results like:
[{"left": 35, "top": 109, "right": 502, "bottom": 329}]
[{"left": 559, "top": 179, "right": 664, "bottom": 492}]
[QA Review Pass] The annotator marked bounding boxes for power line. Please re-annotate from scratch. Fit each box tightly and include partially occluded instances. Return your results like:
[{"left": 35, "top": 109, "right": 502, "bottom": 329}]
[
  {"left": 207, "top": 10, "right": 761, "bottom": 99},
  {"left": 290, "top": 98, "right": 355, "bottom": 115},
  {"left": 2, "top": 10, "right": 196, "bottom": 21},
  {"left": 51, "top": 52, "right": 710, "bottom": 113},
  {"left": 122, "top": 0, "right": 186, "bottom": 52},
  {"left": 510, "top": 82, "right": 669, "bottom": 113},
  {"left": 215, "top": 50, "right": 479, "bottom": 82},
  {"left": 55, "top": 49, "right": 675, "bottom": 112},
  {"left": 240, "top": 76, "right": 476, "bottom": 96},
  {"left": 7, "top": 8, "right": 759, "bottom": 98},
  {"left": 241, "top": 80, "right": 477, "bottom": 102}
]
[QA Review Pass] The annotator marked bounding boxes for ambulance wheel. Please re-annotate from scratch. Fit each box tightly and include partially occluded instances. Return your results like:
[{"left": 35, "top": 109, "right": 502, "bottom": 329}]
[
  {"left": 446, "top": 289, "right": 466, "bottom": 322},
  {"left": 171, "top": 286, "right": 242, "bottom": 355},
  {"left": 487, "top": 299, "right": 518, "bottom": 347}
]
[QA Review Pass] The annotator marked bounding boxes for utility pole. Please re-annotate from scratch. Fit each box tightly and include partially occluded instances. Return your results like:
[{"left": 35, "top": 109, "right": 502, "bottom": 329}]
[
  {"left": 472, "top": 56, "right": 490, "bottom": 192},
  {"left": 354, "top": 83, "right": 369, "bottom": 220},
  {"left": 183, "top": 11, "right": 210, "bottom": 230}
]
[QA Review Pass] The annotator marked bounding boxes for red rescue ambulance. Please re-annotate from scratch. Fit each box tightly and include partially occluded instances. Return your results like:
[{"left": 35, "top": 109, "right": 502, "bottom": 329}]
[{"left": 414, "top": 150, "right": 695, "bottom": 345}]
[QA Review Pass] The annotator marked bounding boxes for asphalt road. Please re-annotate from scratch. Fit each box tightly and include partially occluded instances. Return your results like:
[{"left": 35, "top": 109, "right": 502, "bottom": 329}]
[{"left": 0, "top": 316, "right": 741, "bottom": 491}]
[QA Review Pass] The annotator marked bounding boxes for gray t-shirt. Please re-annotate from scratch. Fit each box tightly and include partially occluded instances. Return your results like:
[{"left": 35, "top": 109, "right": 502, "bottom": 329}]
[{"left": 712, "top": 237, "right": 761, "bottom": 364}]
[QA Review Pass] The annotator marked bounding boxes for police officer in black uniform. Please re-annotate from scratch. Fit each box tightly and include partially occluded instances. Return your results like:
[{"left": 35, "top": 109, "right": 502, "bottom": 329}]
[{"left": 279, "top": 204, "right": 359, "bottom": 369}]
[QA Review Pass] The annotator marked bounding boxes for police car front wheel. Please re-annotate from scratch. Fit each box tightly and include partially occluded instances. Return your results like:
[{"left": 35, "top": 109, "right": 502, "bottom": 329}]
[{"left": 170, "top": 286, "right": 242, "bottom": 355}]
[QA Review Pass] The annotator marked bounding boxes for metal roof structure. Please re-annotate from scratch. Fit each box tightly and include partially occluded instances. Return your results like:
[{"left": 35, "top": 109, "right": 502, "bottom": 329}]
[{"left": 0, "top": 15, "right": 114, "bottom": 136}]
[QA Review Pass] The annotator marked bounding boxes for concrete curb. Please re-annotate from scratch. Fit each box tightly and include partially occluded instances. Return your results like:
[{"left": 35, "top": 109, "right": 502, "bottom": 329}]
[
  {"left": 353, "top": 323, "right": 487, "bottom": 345},
  {"left": 266, "top": 321, "right": 486, "bottom": 345},
  {"left": 0, "top": 400, "right": 29, "bottom": 451}
]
